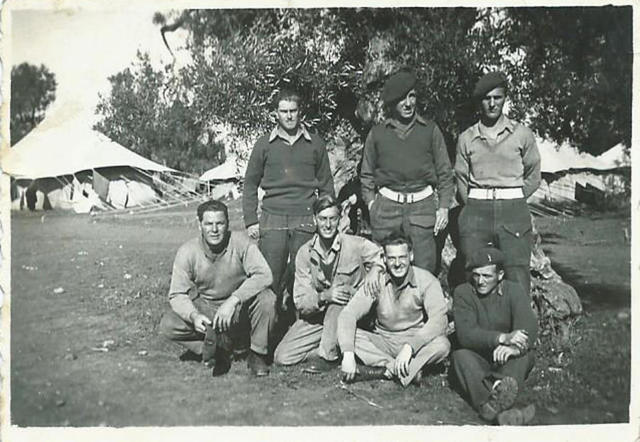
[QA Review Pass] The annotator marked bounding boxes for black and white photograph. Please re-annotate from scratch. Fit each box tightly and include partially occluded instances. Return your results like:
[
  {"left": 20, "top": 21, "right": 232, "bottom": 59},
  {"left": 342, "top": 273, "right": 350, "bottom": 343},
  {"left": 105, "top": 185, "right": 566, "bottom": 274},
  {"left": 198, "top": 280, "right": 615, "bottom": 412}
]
[{"left": 1, "top": 0, "right": 635, "bottom": 440}]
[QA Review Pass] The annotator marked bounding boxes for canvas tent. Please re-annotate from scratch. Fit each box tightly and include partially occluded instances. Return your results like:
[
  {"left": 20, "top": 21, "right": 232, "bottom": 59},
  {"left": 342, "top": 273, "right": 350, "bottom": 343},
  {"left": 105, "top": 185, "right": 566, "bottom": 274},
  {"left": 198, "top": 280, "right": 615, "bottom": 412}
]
[
  {"left": 1, "top": 109, "right": 193, "bottom": 212},
  {"left": 199, "top": 159, "right": 243, "bottom": 200},
  {"left": 531, "top": 139, "right": 630, "bottom": 206}
]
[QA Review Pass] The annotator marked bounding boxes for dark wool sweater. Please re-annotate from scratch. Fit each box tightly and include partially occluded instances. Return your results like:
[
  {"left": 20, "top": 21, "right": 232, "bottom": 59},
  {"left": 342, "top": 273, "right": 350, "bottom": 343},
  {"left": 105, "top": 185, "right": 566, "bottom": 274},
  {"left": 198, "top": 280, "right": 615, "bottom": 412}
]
[{"left": 243, "top": 130, "right": 334, "bottom": 227}]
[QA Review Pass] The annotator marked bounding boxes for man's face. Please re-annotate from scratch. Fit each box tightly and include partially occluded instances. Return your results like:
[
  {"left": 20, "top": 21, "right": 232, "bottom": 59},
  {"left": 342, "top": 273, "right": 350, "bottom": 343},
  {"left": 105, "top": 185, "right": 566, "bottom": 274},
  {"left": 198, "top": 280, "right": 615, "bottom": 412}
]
[
  {"left": 393, "top": 89, "right": 417, "bottom": 122},
  {"left": 314, "top": 206, "right": 340, "bottom": 242},
  {"left": 471, "top": 264, "right": 504, "bottom": 295},
  {"left": 384, "top": 243, "right": 413, "bottom": 280},
  {"left": 199, "top": 210, "right": 229, "bottom": 247},
  {"left": 480, "top": 86, "right": 506, "bottom": 123},
  {"left": 276, "top": 99, "right": 300, "bottom": 133}
]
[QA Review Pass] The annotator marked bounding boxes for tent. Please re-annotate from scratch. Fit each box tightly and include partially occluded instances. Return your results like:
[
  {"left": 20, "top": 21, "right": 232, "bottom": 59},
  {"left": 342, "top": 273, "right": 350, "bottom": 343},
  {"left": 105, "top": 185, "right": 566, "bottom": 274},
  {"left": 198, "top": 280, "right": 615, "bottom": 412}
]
[
  {"left": 1, "top": 108, "right": 190, "bottom": 212},
  {"left": 199, "top": 159, "right": 242, "bottom": 200},
  {"left": 531, "top": 140, "right": 630, "bottom": 206}
]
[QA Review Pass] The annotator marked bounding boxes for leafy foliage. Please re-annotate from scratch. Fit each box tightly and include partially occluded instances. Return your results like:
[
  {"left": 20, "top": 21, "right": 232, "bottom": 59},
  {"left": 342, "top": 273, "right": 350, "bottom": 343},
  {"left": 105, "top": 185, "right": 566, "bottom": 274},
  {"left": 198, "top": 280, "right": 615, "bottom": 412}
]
[
  {"left": 10, "top": 63, "right": 57, "bottom": 145},
  {"left": 94, "top": 7, "right": 631, "bottom": 180},
  {"left": 94, "top": 52, "right": 224, "bottom": 173}
]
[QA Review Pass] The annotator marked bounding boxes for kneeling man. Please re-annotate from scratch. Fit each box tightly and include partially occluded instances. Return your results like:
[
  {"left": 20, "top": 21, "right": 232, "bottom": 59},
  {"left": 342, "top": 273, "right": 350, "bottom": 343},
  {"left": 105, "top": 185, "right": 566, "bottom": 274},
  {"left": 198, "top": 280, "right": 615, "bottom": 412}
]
[
  {"left": 451, "top": 246, "right": 537, "bottom": 425},
  {"left": 274, "top": 195, "right": 384, "bottom": 371},
  {"left": 159, "top": 200, "right": 276, "bottom": 377},
  {"left": 338, "top": 232, "right": 450, "bottom": 387}
]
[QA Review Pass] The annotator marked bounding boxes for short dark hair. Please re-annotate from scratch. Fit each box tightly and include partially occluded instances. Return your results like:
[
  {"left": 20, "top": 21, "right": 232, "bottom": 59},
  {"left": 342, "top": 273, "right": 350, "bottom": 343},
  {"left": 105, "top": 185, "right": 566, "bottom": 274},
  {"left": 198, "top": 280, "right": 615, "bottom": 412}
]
[
  {"left": 381, "top": 230, "right": 413, "bottom": 252},
  {"left": 276, "top": 88, "right": 302, "bottom": 107},
  {"left": 197, "top": 199, "right": 229, "bottom": 222},
  {"left": 312, "top": 195, "right": 340, "bottom": 215}
]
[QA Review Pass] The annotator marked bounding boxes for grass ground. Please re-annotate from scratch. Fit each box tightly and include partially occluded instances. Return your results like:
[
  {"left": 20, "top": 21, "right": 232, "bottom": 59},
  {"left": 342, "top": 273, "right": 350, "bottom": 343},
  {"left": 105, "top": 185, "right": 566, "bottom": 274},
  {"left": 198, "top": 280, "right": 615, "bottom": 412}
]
[{"left": 9, "top": 201, "right": 631, "bottom": 426}]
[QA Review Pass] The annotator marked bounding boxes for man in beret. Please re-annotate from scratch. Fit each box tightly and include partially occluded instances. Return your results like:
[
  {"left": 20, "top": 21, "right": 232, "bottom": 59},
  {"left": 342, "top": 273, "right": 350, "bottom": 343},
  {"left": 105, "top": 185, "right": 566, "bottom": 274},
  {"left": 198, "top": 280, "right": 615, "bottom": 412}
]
[
  {"left": 360, "top": 69, "right": 455, "bottom": 274},
  {"left": 451, "top": 246, "right": 537, "bottom": 425},
  {"left": 244, "top": 88, "right": 335, "bottom": 330},
  {"left": 455, "top": 72, "right": 541, "bottom": 295}
]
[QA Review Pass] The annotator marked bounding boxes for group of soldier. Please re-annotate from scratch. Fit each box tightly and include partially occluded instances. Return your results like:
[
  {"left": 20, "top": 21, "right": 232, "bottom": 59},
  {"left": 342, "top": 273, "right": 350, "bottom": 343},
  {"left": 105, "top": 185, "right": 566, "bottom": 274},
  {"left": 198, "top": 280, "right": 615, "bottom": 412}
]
[{"left": 158, "top": 69, "right": 541, "bottom": 426}]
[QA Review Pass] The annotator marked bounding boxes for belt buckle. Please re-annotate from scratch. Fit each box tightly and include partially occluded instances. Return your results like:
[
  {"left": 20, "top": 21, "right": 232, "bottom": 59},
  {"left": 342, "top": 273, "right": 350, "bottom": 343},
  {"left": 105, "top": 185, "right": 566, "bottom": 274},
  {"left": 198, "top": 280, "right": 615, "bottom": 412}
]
[
  {"left": 492, "top": 188, "right": 497, "bottom": 200},
  {"left": 400, "top": 192, "right": 407, "bottom": 204}
]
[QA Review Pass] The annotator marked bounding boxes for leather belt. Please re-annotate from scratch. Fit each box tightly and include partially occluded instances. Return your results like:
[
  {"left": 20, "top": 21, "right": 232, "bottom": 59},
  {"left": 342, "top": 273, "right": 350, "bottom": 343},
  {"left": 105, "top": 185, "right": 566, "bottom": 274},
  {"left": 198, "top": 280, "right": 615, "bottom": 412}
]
[
  {"left": 468, "top": 188, "right": 524, "bottom": 200},
  {"left": 379, "top": 186, "right": 433, "bottom": 204}
]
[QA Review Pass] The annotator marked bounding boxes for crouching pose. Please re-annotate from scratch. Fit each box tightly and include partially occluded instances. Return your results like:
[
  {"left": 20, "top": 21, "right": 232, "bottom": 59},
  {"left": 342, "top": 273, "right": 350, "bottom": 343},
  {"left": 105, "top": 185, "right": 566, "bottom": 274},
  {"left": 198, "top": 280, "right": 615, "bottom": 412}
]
[
  {"left": 274, "top": 195, "right": 384, "bottom": 372},
  {"left": 338, "top": 232, "right": 450, "bottom": 387},
  {"left": 159, "top": 200, "right": 276, "bottom": 377},
  {"left": 451, "top": 246, "right": 537, "bottom": 425}
]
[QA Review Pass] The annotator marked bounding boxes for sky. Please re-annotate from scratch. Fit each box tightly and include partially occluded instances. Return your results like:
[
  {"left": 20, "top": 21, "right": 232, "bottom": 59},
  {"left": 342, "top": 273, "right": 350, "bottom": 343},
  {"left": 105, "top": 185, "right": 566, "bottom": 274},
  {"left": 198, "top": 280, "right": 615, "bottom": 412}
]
[{"left": 10, "top": 7, "right": 187, "bottom": 124}]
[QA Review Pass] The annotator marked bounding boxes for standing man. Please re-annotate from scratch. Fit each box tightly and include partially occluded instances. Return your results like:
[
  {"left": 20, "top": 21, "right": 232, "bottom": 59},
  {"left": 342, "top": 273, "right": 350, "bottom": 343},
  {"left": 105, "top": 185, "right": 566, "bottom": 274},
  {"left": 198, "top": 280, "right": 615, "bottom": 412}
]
[
  {"left": 273, "top": 195, "right": 384, "bottom": 371},
  {"left": 243, "top": 89, "right": 335, "bottom": 324},
  {"left": 159, "top": 200, "right": 276, "bottom": 377},
  {"left": 338, "top": 232, "right": 450, "bottom": 387},
  {"left": 451, "top": 246, "right": 537, "bottom": 425},
  {"left": 455, "top": 71, "right": 541, "bottom": 294},
  {"left": 360, "top": 70, "right": 455, "bottom": 274}
]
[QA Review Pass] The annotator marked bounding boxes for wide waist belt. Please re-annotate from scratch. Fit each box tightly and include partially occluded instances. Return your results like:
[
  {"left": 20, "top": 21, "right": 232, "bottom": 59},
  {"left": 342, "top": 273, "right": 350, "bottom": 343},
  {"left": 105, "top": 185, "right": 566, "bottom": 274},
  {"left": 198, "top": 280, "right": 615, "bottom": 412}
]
[
  {"left": 379, "top": 186, "right": 433, "bottom": 203},
  {"left": 468, "top": 188, "right": 524, "bottom": 200}
]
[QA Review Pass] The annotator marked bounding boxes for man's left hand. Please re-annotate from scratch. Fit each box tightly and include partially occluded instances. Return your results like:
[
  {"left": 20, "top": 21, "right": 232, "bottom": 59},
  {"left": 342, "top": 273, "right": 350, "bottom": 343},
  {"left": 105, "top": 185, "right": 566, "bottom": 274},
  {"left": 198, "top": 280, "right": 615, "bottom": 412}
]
[
  {"left": 493, "top": 345, "right": 520, "bottom": 365},
  {"left": 394, "top": 344, "right": 413, "bottom": 378},
  {"left": 213, "top": 296, "right": 240, "bottom": 332},
  {"left": 434, "top": 208, "right": 449, "bottom": 236},
  {"left": 363, "top": 265, "right": 384, "bottom": 298}
]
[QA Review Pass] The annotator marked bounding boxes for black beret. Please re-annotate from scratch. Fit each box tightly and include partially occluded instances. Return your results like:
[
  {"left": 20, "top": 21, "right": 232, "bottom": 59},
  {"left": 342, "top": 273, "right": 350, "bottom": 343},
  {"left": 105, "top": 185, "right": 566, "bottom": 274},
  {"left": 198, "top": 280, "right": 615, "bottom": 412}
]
[
  {"left": 382, "top": 71, "right": 416, "bottom": 104},
  {"left": 467, "top": 246, "right": 505, "bottom": 270},
  {"left": 472, "top": 72, "right": 507, "bottom": 99}
]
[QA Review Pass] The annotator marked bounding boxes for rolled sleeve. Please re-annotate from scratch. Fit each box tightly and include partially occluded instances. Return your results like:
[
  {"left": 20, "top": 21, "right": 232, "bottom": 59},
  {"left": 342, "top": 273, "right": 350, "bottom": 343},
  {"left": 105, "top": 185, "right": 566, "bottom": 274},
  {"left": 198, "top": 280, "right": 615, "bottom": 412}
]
[
  {"left": 405, "top": 279, "right": 448, "bottom": 353},
  {"left": 232, "top": 242, "right": 273, "bottom": 303},
  {"left": 360, "top": 130, "right": 377, "bottom": 206},
  {"left": 337, "top": 289, "right": 375, "bottom": 353},
  {"left": 360, "top": 237, "right": 384, "bottom": 270},
  {"left": 431, "top": 126, "right": 455, "bottom": 209}
]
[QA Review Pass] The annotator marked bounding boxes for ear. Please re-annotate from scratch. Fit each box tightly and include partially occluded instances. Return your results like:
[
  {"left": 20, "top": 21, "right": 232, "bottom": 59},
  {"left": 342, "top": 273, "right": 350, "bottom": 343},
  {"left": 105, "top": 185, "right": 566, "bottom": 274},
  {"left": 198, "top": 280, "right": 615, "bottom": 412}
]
[
  {"left": 409, "top": 250, "right": 414, "bottom": 263},
  {"left": 497, "top": 269, "right": 505, "bottom": 281}
]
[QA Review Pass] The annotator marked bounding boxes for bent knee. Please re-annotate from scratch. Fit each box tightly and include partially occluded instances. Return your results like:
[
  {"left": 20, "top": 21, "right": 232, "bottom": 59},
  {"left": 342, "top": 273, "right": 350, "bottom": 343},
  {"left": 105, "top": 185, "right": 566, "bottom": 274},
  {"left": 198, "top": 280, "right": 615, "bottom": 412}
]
[
  {"left": 255, "top": 289, "right": 277, "bottom": 311},
  {"left": 273, "top": 345, "right": 301, "bottom": 366}
]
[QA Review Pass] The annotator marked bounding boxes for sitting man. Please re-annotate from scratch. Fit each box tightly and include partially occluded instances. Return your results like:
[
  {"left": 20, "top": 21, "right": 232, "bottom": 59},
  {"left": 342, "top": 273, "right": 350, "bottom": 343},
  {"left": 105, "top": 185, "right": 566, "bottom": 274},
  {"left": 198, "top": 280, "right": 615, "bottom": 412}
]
[
  {"left": 159, "top": 200, "right": 276, "bottom": 377},
  {"left": 273, "top": 195, "right": 384, "bottom": 371},
  {"left": 451, "top": 246, "right": 537, "bottom": 425},
  {"left": 338, "top": 231, "right": 450, "bottom": 387}
]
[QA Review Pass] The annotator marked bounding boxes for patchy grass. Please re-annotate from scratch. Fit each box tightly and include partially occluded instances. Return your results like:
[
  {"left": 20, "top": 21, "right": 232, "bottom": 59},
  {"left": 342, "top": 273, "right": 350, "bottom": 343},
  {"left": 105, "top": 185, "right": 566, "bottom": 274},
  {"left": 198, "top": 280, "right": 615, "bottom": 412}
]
[{"left": 10, "top": 202, "right": 630, "bottom": 426}]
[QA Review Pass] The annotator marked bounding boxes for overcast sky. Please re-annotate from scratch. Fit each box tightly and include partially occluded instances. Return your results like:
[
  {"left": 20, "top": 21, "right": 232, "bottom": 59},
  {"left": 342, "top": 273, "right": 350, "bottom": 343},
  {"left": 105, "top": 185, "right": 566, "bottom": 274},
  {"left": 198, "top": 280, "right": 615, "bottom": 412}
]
[{"left": 10, "top": 8, "right": 185, "bottom": 123}]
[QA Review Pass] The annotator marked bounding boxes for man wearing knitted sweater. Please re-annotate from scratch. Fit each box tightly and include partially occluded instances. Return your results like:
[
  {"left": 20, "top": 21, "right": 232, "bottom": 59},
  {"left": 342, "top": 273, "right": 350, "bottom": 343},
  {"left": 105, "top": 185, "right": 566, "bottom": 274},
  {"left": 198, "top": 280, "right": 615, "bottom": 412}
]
[
  {"left": 243, "top": 89, "right": 334, "bottom": 324},
  {"left": 338, "top": 232, "right": 450, "bottom": 387},
  {"left": 452, "top": 246, "right": 538, "bottom": 425},
  {"left": 360, "top": 70, "right": 455, "bottom": 273}
]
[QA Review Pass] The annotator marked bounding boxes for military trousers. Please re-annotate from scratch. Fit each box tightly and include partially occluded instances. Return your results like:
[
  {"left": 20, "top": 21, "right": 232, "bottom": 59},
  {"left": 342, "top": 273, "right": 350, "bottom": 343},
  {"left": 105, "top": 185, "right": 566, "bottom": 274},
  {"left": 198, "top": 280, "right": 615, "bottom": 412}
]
[
  {"left": 158, "top": 289, "right": 277, "bottom": 356},
  {"left": 458, "top": 198, "right": 533, "bottom": 295}
]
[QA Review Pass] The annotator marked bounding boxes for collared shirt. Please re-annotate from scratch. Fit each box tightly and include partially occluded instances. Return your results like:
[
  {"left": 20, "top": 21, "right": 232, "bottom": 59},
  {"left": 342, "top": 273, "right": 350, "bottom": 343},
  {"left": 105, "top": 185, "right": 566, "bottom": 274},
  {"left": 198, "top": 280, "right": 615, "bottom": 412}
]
[
  {"left": 293, "top": 233, "right": 384, "bottom": 317},
  {"left": 360, "top": 114, "right": 455, "bottom": 209},
  {"left": 337, "top": 266, "right": 448, "bottom": 354},
  {"left": 268, "top": 125, "right": 312, "bottom": 145},
  {"left": 243, "top": 125, "right": 334, "bottom": 227},
  {"left": 452, "top": 280, "right": 538, "bottom": 357},
  {"left": 455, "top": 115, "right": 541, "bottom": 203},
  {"left": 168, "top": 231, "right": 273, "bottom": 321}
]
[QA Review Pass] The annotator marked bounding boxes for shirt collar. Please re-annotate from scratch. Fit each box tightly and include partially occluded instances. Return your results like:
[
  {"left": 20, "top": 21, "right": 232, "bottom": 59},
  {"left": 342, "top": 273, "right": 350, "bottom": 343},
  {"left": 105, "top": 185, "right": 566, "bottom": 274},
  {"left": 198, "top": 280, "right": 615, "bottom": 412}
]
[
  {"left": 471, "top": 115, "right": 515, "bottom": 141},
  {"left": 384, "top": 114, "right": 429, "bottom": 129},
  {"left": 310, "top": 232, "right": 342, "bottom": 257},
  {"left": 198, "top": 233, "right": 228, "bottom": 261},
  {"left": 268, "top": 124, "right": 312, "bottom": 144},
  {"left": 385, "top": 266, "right": 417, "bottom": 291}
]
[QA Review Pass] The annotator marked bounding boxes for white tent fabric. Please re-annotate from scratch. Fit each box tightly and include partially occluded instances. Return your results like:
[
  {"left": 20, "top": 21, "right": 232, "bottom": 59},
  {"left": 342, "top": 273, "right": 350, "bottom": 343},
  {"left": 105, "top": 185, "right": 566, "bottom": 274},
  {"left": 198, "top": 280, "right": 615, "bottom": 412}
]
[
  {"left": 538, "top": 139, "right": 629, "bottom": 173},
  {"left": 199, "top": 160, "right": 241, "bottom": 181},
  {"left": 2, "top": 117, "right": 172, "bottom": 180}
]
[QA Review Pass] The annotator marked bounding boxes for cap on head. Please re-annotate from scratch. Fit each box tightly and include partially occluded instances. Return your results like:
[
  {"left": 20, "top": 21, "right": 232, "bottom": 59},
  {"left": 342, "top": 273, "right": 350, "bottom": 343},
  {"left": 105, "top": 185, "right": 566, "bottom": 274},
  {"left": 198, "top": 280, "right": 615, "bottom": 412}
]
[
  {"left": 467, "top": 246, "right": 505, "bottom": 270},
  {"left": 382, "top": 70, "right": 417, "bottom": 105},
  {"left": 472, "top": 71, "right": 507, "bottom": 99}
]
